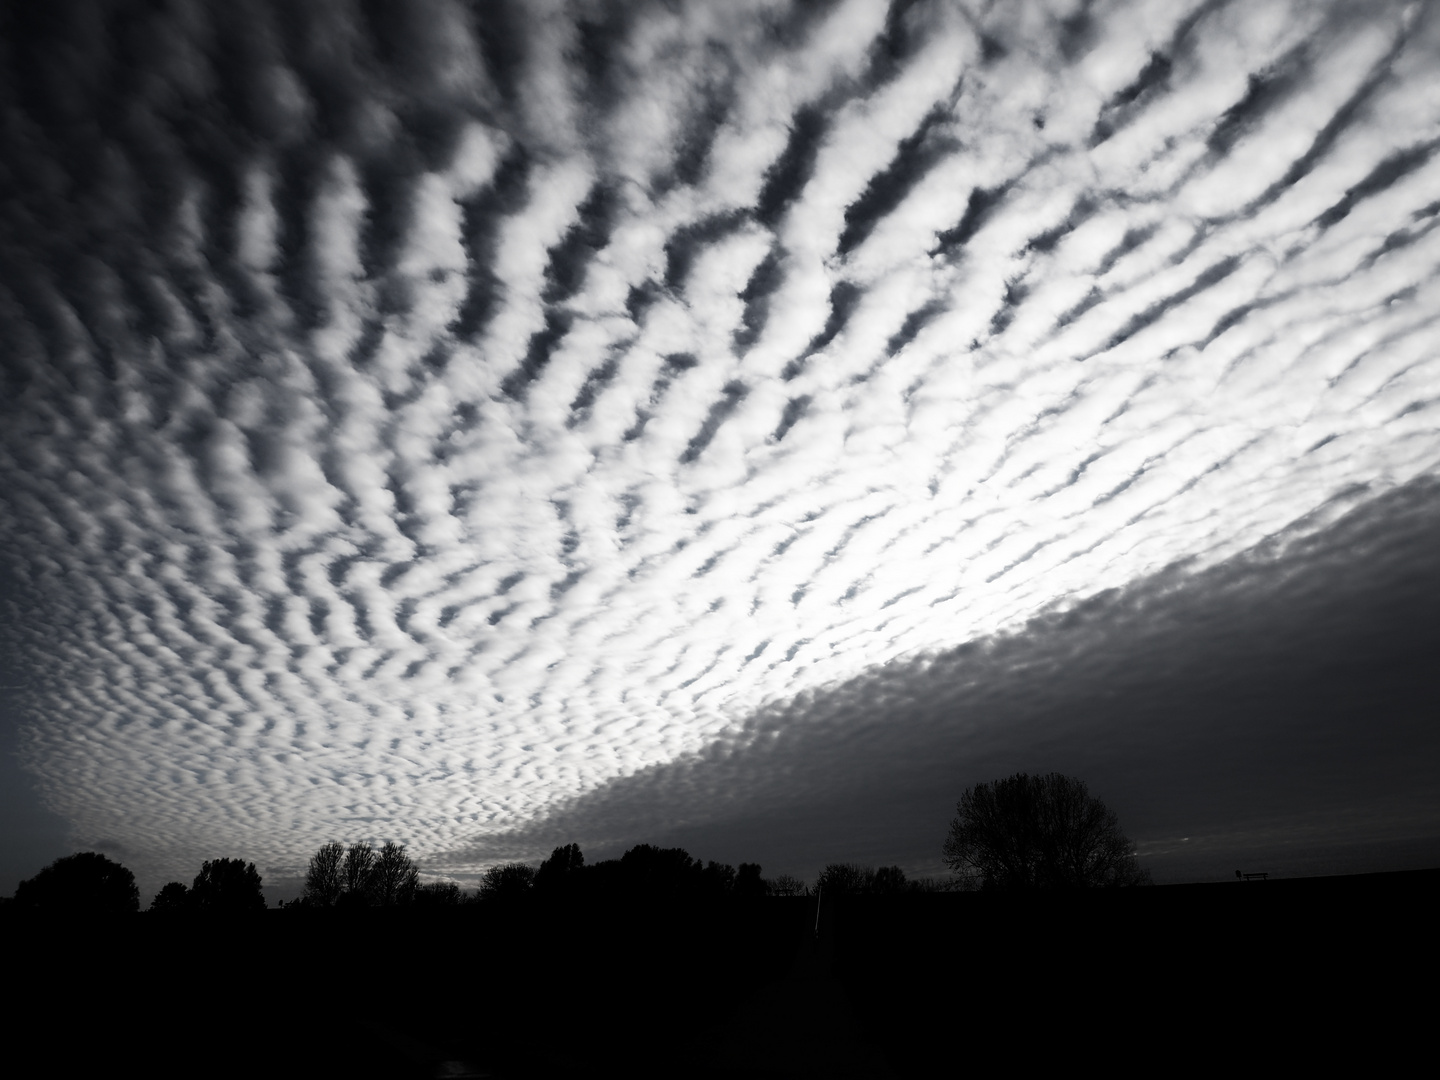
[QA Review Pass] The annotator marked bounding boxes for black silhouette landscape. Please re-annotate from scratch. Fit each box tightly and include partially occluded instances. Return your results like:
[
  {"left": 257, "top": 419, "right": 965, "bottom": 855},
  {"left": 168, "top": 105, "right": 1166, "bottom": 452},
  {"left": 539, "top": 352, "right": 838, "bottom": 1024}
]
[
  {"left": 6, "top": 847, "right": 1436, "bottom": 1077},
  {"left": 2, "top": 2, "right": 1439, "bottom": 1073},
  {"left": 6, "top": 775, "right": 1437, "bottom": 1076}
]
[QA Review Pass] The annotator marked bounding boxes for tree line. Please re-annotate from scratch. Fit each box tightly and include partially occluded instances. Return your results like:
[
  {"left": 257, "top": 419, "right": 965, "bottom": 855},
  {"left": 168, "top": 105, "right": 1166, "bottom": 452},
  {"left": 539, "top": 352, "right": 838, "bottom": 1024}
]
[
  {"left": 297, "top": 839, "right": 879, "bottom": 906},
  {"left": 4, "top": 851, "right": 267, "bottom": 915},
  {"left": 3, "top": 772, "right": 1149, "bottom": 914}
]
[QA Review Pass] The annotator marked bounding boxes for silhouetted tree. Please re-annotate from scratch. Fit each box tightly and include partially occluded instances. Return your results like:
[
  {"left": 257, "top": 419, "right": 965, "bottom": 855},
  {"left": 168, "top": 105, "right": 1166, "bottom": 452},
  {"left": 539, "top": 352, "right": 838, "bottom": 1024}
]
[
  {"left": 340, "top": 841, "right": 377, "bottom": 906},
  {"left": 149, "top": 882, "right": 190, "bottom": 913},
  {"left": 190, "top": 858, "right": 266, "bottom": 912},
  {"left": 369, "top": 841, "right": 419, "bottom": 907},
  {"left": 14, "top": 852, "right": 140, "bottom": 914},
  {"left": 479, "top": 862, "right": 537, "bottom": 900},
  {"left": 534, "top": 843, "right": 585, "bottom": 893},
  {"left": 617, "top": 844, "right": 718, "bottom": 896},
  {"left": 303, "top": 841, "right": 345, "bottom": 907},
  {"left": 943, "top": 772, "right": 1150, "bottom": 891},
  {"left": 699, "top": 860, "right": 737, "bottom": 895}
]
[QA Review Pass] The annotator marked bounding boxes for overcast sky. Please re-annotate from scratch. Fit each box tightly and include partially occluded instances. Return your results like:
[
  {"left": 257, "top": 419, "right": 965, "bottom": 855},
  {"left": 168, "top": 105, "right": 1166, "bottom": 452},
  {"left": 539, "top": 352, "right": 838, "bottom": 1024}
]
[{"left": 2, "top": 0, "right": 1437, "bottom": 899}]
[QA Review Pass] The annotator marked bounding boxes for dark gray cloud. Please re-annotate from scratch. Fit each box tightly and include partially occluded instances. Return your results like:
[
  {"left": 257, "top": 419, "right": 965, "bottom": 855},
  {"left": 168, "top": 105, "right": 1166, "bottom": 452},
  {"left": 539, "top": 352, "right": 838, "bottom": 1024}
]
[{"left": 0, "top": 0, "right": 1437, "bottom": 895}]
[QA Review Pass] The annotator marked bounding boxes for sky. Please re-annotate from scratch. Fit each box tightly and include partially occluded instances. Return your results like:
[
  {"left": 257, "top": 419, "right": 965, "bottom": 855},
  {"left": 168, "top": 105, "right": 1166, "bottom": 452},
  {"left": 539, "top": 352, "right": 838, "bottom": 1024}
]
[{"left": 1, "top": 0, "right": 1438, "bottom": 901}]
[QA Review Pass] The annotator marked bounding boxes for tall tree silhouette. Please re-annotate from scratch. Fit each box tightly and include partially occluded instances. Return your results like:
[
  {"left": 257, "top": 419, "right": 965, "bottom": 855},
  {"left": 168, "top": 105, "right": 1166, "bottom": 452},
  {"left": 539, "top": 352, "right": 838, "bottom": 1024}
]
[
  {"left": 340, "top": 842, "right": 377, "bottom": 906},
  {"left": 943, "top": 772, "right": 1150, "bottom": 891},
  {"left": 303, "top": 841, "right": 345, "bottom": 907},
  {"left": 369, "top": 841, "right": 419, "bottom": 907},
  {"left": 14, "top": 852, "right": 140, "bottom": 914}
]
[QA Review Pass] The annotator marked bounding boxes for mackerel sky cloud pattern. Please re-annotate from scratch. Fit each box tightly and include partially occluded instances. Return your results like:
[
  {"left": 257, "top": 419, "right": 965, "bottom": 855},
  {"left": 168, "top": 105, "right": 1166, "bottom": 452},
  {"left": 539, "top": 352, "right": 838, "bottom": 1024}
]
[{"left": 1, "top": 0, "right": 1438, "bottom": 889}]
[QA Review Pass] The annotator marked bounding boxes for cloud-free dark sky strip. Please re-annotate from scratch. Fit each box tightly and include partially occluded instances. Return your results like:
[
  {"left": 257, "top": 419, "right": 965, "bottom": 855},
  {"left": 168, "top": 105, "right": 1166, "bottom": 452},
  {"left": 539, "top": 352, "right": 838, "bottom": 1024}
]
[
  {"left": 837, "top": 103, "right": 955, "bottom": 256},
  {"left": 732, "top": 245, "right": 784, "bottom": 354},
  {"left": 755, "top": 105, "right": 831, "bottom": 228},
  {"left": 663, "top": 211, "right": 752, "bottom": 293},
  {"left": 931, "top": 184, "right": 1008, "bottom": 258}
]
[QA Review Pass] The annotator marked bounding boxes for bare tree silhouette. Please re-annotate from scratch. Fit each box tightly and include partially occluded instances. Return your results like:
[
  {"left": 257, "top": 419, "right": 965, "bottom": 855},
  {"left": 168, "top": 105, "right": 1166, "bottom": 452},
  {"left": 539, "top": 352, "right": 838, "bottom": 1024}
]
[
  {"left": 814, "top": 863, "right": 913, "bottom": 895},
  {"left": 303, "top": 841, "right": 345, "bottom": 907},
  {"left": 766, "top": 874, "right": 808, "bottom": 897},
  {"left": 340, "top": 841, "right": 377, "bottom": 906},
  {"left": 369, "top": 841, "right": 420, "bottom": 907},
  {"left": 943, "top": 772, "right": 1150, "bottom": 891}
]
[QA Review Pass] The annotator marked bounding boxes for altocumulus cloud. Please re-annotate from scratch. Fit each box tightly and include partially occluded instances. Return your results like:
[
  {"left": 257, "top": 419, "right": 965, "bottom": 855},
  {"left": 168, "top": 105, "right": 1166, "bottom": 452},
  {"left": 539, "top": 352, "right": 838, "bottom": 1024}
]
[{"left": 0, "top": 0, "right": 1437, "bottom": 891}]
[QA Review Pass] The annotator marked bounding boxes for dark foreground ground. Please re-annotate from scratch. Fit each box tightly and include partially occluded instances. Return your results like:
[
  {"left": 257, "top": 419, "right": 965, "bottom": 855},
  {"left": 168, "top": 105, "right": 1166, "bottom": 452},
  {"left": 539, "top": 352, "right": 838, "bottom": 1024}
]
[{"left": 6, "top": 869, "right": 1438, "bottom": 1077}]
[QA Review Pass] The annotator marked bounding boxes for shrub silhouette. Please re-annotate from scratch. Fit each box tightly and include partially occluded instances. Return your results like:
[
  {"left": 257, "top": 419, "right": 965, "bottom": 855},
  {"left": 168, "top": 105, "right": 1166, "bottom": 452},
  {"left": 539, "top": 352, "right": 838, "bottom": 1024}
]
[
  {"left": 190, "top": 858, "right": 266, "bottom": 912},
  {"left": 943, "top": 772, "right": 1150, "bottom": 891},
  {"left": 14, "top": 852, "right": 140, "bottom": 914}
]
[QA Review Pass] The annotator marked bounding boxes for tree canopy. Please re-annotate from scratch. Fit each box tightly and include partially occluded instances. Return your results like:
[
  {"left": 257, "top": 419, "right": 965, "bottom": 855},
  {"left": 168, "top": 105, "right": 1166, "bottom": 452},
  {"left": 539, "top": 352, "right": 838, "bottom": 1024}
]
[
  {"left": 13, "top": 852, "right": 140, "bottom": 914},
  {"left": 190, "top": 858, "right": 266, "bottom": 912},
  {"left": 479, "top": 862, "right": 538, "bottom": 900},
  {"left": 943, "top": 772, "right": 1150, "bottom": 891},
  {"left": 149, "top": 882, "right": 191, "bottom": 913},
  {"left": 534, "top": 843, "right": 585, "bottom": 894}
]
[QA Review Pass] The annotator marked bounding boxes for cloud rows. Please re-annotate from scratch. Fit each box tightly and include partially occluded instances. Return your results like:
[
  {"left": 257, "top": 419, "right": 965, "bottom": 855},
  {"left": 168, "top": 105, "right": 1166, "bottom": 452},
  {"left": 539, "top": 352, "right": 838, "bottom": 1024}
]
[
  {"left": 462, "top": 474, "right": 1440, "bottom": 881},
  {"left": 0, "top": 0, "right": 1437, "bottom": 887}
]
